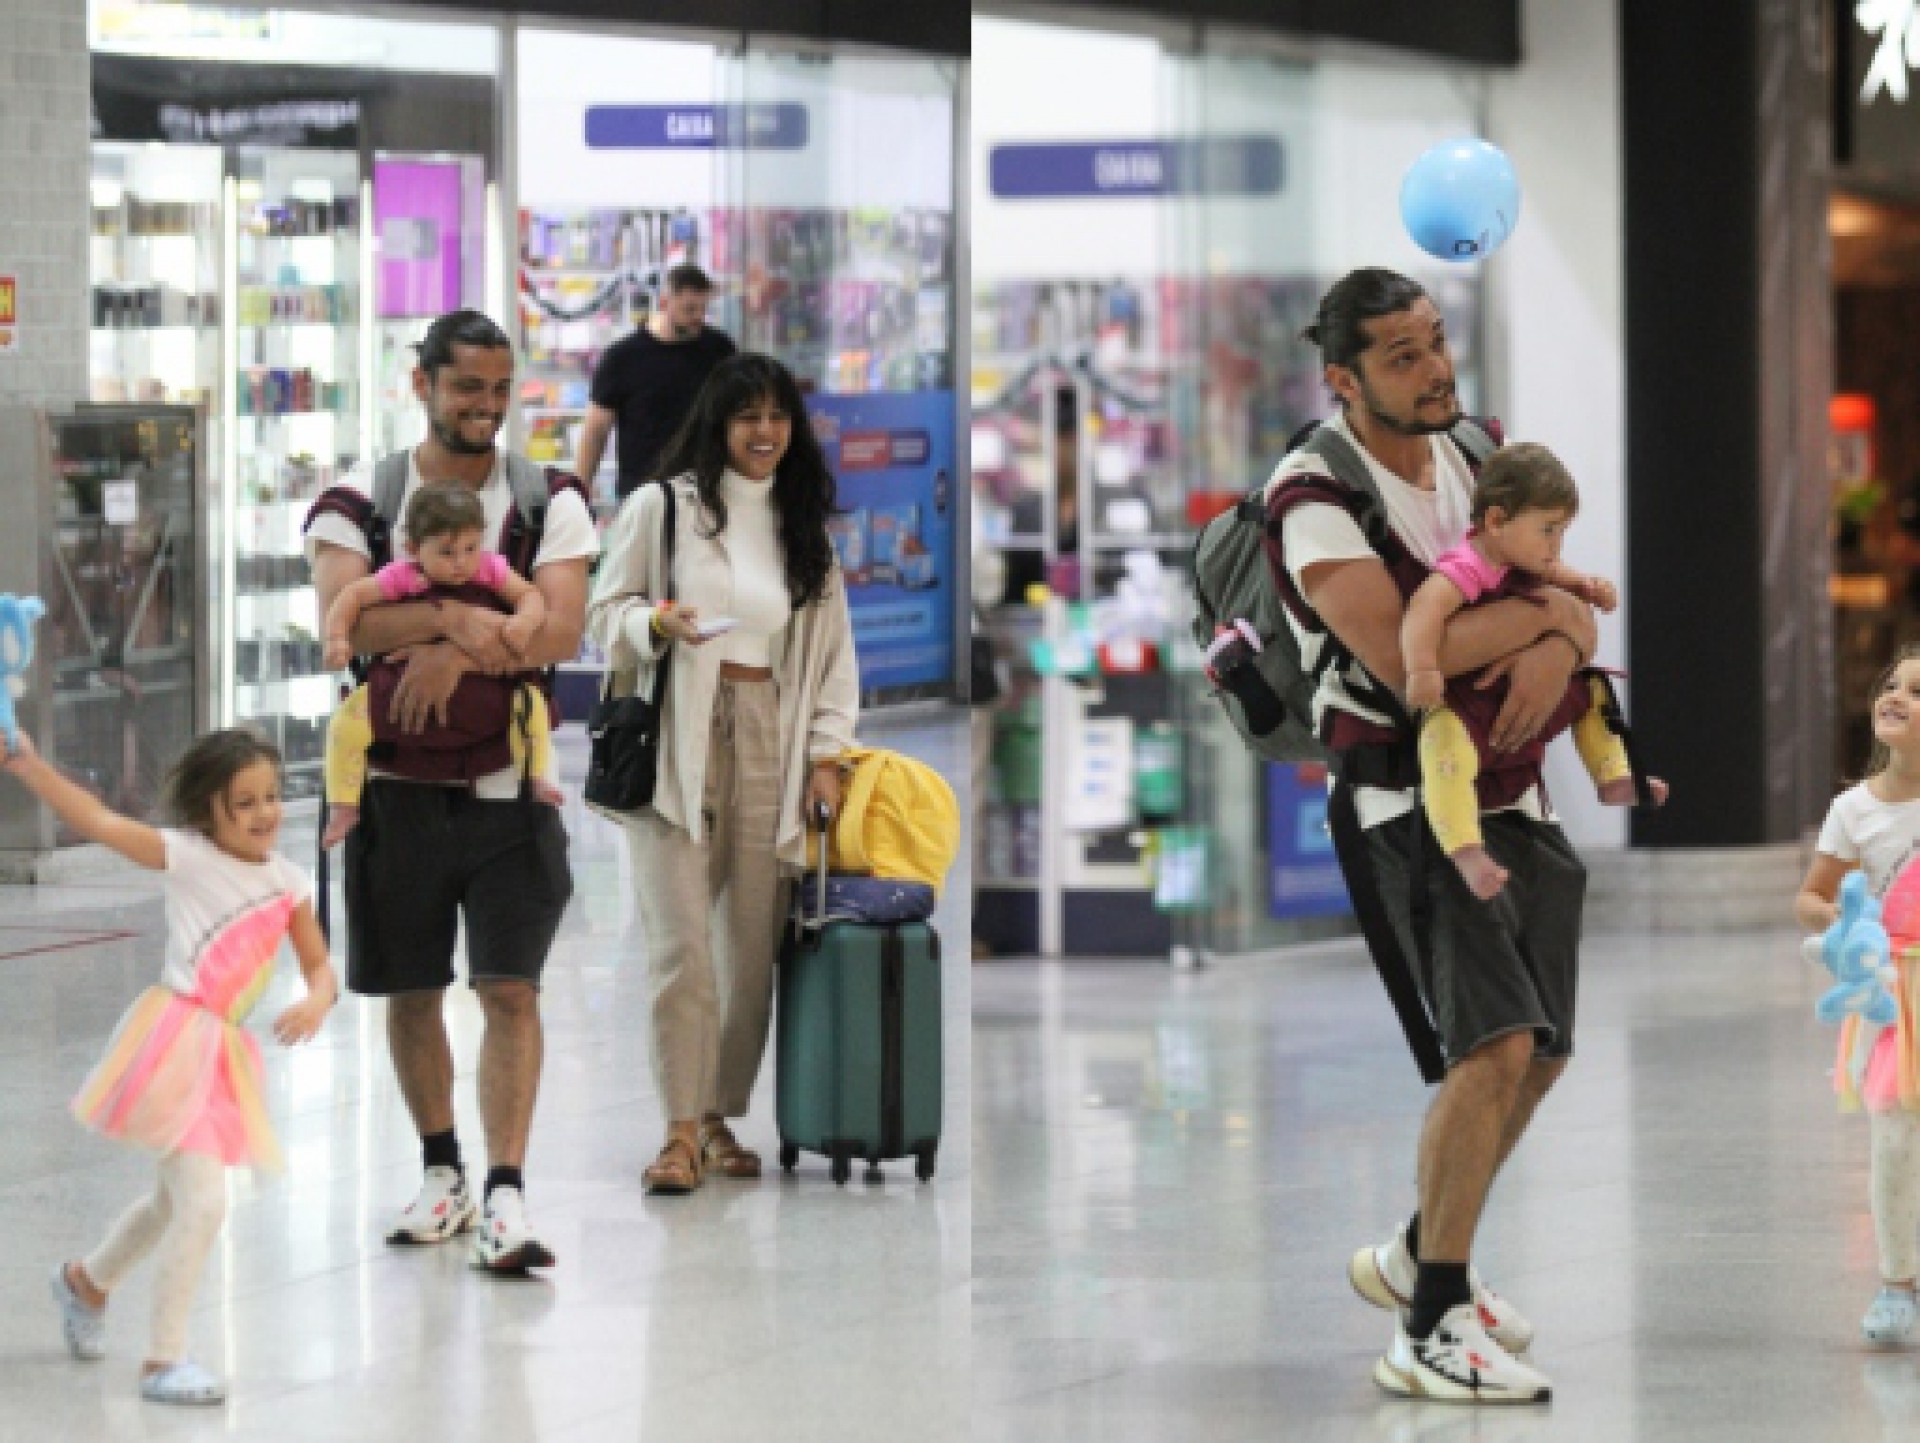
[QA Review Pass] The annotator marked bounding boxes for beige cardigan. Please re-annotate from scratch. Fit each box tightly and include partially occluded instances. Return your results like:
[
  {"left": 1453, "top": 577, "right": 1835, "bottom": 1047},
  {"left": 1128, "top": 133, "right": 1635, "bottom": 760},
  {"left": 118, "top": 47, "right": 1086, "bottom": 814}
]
[{"left": 586, "top": 473, "right": 860, "bottom": 868}]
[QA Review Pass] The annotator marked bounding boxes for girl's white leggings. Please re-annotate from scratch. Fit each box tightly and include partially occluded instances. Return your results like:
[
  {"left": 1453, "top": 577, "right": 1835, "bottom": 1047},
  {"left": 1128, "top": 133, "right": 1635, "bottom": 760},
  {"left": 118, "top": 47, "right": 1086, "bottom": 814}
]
[{"left": 82, "top": 1150, "right": 227, "bottom": 1363}]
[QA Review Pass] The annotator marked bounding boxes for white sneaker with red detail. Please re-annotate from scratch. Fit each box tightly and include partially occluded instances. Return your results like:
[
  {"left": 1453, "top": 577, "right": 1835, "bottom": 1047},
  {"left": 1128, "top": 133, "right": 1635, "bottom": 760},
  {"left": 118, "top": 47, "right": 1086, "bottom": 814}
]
[
  {"left": 386, "top": 1165, "right": 477, "bottom": 1246},
  {"left": 470, "top": 1185, "right": 556, "bottom": 1274},
  {"left": 1375, "top": 1303, "right": 1553, "bottom": 1405},
  {"left": 1349, "top": 1224, "right": 1535, "bottom": 1357}
]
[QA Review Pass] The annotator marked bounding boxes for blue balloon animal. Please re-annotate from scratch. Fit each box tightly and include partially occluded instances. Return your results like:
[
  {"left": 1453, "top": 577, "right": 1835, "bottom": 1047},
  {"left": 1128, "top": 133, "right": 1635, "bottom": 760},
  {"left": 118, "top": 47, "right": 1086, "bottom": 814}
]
[
  {"left": 1805, "top": 870, "right": 1900, "bottom": 1027},
  {"left": 0, "top": 594, "right": 45, "bottom": 751}
]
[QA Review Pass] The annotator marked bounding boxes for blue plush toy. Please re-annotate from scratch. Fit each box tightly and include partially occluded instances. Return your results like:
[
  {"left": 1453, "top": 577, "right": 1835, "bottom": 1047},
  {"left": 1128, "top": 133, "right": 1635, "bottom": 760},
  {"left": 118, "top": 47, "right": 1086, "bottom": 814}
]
[
  {"left": 0, "top": 594, "right": 45, "bottom": 751},
  {"left": 1804, "top": 870, "right": 1900, "bottom": 1027}
]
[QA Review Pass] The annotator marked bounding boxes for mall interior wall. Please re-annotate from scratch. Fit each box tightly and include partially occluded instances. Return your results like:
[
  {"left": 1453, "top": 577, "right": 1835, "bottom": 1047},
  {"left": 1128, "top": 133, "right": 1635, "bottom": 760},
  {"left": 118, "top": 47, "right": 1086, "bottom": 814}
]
[
  {"left": 1485, "top": 0, "right": 1626, "bottom": 850},
  {"left": 1623, "top": 0, "right": 1831, "bottom": 848},
  {"left": 0, "top": 4, "right": 89, "bottom": 411}
]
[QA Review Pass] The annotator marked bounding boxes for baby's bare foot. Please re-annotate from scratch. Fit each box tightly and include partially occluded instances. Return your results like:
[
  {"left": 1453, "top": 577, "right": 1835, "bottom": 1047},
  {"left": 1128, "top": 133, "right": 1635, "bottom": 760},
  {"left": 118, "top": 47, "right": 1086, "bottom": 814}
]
[
  {"left": 1450, "top": 845, "right": 1509, "bottom": 901},
  {"left": 1598, "top": 776, "right": 1669, "bottom": 809},
  {"left": 532, "top": 780, "right": 565, "bottom": 808}
]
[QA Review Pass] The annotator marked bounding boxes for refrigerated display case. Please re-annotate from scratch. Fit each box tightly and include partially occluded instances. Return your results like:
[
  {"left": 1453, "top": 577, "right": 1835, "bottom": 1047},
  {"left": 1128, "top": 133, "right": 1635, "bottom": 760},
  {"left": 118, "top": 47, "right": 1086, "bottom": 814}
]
[{"left": 0, "top": 405, "right": 213, "bottom": 856}]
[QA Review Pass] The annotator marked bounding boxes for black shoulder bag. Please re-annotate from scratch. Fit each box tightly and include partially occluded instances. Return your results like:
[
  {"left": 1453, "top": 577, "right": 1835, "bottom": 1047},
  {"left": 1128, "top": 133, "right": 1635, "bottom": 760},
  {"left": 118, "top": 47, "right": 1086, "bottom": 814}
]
[{"left": 584, "top": 482, "right": 677, "bottom": 811}]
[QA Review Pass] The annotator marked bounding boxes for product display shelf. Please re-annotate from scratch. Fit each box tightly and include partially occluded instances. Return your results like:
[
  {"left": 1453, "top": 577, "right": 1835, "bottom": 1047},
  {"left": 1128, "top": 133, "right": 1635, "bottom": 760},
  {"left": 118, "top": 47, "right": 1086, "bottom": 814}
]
[
  {"left": 87, "top": 176, "right": 223, "bottom": 409},
  {"left": 228, "top": 159, "right": 364, "bottom": 795}
]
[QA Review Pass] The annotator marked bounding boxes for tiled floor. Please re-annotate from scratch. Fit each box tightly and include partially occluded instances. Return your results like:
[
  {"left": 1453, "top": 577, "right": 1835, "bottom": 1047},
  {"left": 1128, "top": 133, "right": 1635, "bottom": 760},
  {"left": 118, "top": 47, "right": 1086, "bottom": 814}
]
[
  {"left": 9, "top": 711, "right": 1916, "bottom": 1443},
  {"left": 0, "top": 711, "right": 971, "bottom": 1443},
  {"left": 972, "top": 927, "right": 1920, "bottom": 1442}
]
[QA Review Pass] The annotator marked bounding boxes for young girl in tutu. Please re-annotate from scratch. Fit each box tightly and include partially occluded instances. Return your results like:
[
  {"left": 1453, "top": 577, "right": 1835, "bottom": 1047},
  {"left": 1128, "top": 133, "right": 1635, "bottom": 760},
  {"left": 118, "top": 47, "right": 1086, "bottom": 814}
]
[
  {"left": 0, "top": 726, "right": 336, "bottom": 1405},
  {"left": 1799, "top": 644, "right": 1920, "bottom": 1345}
]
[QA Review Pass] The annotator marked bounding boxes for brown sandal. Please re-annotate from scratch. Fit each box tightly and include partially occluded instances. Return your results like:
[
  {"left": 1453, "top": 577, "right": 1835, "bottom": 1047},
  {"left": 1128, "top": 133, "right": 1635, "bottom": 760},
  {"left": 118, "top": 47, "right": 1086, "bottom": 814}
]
[
  {"left": 643, "top": 1137, "right": 703, "bottom": 1194},
  {"left": 699, "top": 1120, "right": 763, "bottom": 1179}
]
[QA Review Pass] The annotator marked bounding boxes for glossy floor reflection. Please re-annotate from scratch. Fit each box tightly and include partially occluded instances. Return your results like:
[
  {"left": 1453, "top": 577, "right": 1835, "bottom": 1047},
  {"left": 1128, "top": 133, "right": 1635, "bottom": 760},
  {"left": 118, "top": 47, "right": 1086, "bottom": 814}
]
[
  {"left": 973, "top": 925, "right": 1914, "bottom": 1442},
  {"left": 0, "top": 712, "right": 970, "bottom": 1443}
]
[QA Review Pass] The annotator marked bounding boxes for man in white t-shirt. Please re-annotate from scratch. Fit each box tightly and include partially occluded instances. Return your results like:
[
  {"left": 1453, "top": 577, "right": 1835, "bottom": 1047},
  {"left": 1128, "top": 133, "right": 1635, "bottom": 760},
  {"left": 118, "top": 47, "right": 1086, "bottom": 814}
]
[
  {"left": 305, "top": 310, "right": 599, "bottom": 1275},
  {"left": 1270, "top": 270, "right": 1598, "bottom": 1404}
]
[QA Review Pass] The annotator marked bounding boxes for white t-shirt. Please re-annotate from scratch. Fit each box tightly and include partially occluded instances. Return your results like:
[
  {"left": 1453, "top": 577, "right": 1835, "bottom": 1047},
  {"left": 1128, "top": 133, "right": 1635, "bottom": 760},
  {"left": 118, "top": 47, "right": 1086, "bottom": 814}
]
[
  {"left": 1274, "top": 413, "right": 1542, "bottom": 829},
  {"left": 304, "top": 449, "right": 600, "bottom": 799},
  {"left": 713, "top": 469, "right": 792, "bottom": 668},
  {"left": 1816, "top": 783, "right": 1920, "bottom": 898},
  {"left": 159, "top": 829, "right": 312, "bottom": 1004}
]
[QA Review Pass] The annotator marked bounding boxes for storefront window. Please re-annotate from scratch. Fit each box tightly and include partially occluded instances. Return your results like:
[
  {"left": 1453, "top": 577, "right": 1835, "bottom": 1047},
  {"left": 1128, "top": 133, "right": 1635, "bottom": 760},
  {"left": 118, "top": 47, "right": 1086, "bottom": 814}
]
[
  {"left": 519, "top": 28, "right": 961, "bottom": 706},
  {"left": 88, "top": 5, "right": 503, "bottom": 798},
  {"left": 971, "top": 16, "right": 1489, "bottom": 957}
]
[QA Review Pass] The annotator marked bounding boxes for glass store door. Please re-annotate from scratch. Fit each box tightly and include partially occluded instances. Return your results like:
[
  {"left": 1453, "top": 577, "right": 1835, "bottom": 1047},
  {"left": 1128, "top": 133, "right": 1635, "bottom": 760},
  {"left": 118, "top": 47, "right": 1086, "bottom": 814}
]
[
  {"left": 716, "top": 44, "right": 962, "bottom": 707},
  {"left": 1159, "top": 41, "right": 1493, "bottom": 958}
]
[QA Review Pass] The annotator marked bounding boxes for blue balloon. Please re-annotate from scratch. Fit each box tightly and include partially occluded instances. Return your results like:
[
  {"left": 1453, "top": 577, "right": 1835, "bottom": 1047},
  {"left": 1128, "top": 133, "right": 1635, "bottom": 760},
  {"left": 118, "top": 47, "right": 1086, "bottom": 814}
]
[{"left": 1399, "top": 139, "right": 1521, "bottom": 262}]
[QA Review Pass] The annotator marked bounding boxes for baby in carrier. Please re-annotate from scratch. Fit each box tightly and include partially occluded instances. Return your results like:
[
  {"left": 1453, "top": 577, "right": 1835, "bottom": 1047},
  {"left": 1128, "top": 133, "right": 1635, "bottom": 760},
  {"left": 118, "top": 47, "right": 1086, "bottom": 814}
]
[
  {"left": 320, "top": 484, "right": 562, "bottom": 849},
  {"left": 1401, "top": 442, "right": 1668, "bottom": 899}
]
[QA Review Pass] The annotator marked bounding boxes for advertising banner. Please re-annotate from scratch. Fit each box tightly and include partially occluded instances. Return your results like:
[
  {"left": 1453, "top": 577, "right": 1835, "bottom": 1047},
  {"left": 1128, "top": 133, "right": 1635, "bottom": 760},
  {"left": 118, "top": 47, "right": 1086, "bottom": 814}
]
[
  {"left": 1267, "top": 761, "right": 1351, "bottom": 920},
  {"left": 808, "top": 390, "right": 957, "bottom": 695}
]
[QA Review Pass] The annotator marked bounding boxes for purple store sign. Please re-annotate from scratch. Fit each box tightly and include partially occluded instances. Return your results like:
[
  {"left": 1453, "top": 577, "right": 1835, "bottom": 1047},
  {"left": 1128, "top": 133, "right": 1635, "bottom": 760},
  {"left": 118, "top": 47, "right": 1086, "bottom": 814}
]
[
  {"left": 988, "top": 137, "right": 1284, "bottom": 199},
  {"left": 584, "top": 104, "right": 809, "bottom": 150}
]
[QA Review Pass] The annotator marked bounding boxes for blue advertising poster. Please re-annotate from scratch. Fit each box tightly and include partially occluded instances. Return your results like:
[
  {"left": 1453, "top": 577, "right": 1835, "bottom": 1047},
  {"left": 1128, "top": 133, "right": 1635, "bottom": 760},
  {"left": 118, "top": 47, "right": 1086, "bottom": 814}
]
[
  {"left": 806, "top": 391, "right": 957, "bottom": 694},
  {"left": 1267, "top": 762, "right": 1351, "bottom": 920}
]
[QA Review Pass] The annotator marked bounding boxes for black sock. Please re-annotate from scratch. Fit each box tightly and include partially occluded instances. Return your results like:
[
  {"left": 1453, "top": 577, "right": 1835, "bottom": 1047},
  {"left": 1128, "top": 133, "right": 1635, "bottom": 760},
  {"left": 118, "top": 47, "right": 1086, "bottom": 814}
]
[
  {"left": 422, "top": 1129, "right": 461, "bottom": 1175},
  {"left": 1408, "top": 1261, "right": 1472, "bottom": 1340},
  {"left": 1404, "top": 1211, "right": 1422, "bottom": 1263},
  {"left": 485, "top": 1165, "right": 524, "bottom": 1203}
]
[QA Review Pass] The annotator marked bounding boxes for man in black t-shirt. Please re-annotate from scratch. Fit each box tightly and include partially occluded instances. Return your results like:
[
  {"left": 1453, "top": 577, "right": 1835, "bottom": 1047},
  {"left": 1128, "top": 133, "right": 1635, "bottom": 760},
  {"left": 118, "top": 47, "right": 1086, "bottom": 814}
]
[{"left": 577, "top": 263, "right": 735, "bottom": 499}]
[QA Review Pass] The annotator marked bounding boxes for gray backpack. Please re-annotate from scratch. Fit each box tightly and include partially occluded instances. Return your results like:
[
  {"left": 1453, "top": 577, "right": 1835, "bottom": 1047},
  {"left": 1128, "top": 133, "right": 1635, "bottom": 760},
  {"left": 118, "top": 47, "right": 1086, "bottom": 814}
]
[{"left": 1189, "top": 419, "right": 1499, "bottom": 762}]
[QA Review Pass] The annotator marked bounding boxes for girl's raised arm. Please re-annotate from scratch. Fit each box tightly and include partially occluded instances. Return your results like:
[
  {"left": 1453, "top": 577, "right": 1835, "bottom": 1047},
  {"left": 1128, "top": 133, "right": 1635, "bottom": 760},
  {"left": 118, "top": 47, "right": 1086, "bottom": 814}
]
[{"left": 0, "top": 731, "right": 166, "bottom": 870}]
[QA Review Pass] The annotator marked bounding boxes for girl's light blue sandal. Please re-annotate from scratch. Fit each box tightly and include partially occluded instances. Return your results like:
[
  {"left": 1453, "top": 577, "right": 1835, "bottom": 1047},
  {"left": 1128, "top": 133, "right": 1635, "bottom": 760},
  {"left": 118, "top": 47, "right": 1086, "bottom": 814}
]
[
  {"left": 140, "top": 1360, "right": 226, "bottom": 1406},
  {"left": 48, "top": 1265, "right": 105, "bottom": 1361},
  {"left": 1864, "top": 1287, "right": 1918, "bottom": 1346}
]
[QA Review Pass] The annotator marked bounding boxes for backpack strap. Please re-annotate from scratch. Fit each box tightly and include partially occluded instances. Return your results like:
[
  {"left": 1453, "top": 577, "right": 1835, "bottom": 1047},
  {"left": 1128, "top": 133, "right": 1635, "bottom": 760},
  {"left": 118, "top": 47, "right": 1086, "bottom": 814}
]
[
  {"left": 367, "top": 450, "right": 411, "bottom": 571},
  {"left": 498, "top": 453, "right": 590, "bottom": 579}
]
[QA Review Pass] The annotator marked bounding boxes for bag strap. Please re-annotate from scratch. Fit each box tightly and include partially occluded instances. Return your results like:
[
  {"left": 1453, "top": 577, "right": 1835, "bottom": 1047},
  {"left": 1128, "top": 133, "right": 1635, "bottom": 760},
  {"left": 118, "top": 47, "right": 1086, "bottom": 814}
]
[
  {"left": 606, "top": 479, "right": 691, "bottom": 709},
  {"left": 368, "top": 451, "right": 410, "bottom": 572}
]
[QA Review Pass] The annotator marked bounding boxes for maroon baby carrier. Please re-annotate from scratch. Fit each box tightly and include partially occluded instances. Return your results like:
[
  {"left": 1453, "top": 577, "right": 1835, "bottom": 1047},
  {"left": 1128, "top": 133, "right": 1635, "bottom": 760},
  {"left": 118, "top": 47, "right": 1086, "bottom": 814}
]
[{"left": 302, "top": 451, "right": 588, "bottom": 783}]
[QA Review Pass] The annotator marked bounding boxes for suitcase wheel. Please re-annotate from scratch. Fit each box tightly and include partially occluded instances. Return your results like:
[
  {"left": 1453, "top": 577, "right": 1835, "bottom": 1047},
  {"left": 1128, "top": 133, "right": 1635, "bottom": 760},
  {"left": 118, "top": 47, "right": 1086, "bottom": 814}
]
[
  {"left": 779, "top": 1142, "right": 799, "bottom": 1174},
  {"left": 865, "top": 1164, "right": 884, "bottom": 1185},
  {"left": 830, "top": 1153, "right": 851, "bottom": 1186},
  {"left": 915, "top": 1146, "right": 936, "bottom": 1183}
]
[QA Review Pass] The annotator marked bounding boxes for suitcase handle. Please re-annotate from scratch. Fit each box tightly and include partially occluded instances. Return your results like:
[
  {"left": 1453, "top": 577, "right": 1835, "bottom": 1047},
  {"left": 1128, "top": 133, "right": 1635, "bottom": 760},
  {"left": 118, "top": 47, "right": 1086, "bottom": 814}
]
[
  {"left": 812, "top": 801, "right": 831, "bottom": 922},
  {"left": 792, "top": 801, "right": 832, "bottom": 950}
]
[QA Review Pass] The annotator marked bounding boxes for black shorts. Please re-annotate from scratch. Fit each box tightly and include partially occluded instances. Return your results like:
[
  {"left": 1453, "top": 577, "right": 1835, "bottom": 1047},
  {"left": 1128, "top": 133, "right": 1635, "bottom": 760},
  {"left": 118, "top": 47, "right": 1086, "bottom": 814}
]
[
  {"left": 1365, "top": 809, "right": 1587, "bottom": 1064},
  {"left": 342, "top": 780, "right": 573, "bottom": 996}
]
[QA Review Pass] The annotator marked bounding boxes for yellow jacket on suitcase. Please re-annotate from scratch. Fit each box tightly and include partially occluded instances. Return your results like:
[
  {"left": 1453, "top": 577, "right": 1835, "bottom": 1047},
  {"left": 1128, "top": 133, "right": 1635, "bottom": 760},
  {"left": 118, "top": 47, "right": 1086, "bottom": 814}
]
[{"left": 811, "top": 745, "right": 960, "bottom": 893}]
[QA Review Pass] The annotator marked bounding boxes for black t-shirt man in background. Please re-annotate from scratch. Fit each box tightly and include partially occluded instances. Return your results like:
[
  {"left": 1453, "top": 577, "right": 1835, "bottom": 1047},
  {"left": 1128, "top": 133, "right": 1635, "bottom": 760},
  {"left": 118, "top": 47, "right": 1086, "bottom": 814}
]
[{"left": 576, "top": 262, "right": 736, "bottom": 499}]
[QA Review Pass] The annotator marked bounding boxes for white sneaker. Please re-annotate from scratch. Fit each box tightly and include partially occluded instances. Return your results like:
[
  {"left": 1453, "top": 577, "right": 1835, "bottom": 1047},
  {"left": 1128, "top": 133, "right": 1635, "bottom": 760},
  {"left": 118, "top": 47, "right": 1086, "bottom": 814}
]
[
  {"left": 1349, "top": 1224, "right": 1535, "bottom": 1356},
  {"left": 386, "top": 1166, "right": 477, "bottom": 1246},
  {"left": 1865, "top": 1287, "right": 1919, "bottom": 1346},
  {"left": 1375, "top": 1304, "right": 1553, "bottom": 1405},
  {"left": 470, "top": 1186, "right": 556, "bottom": 1274}
]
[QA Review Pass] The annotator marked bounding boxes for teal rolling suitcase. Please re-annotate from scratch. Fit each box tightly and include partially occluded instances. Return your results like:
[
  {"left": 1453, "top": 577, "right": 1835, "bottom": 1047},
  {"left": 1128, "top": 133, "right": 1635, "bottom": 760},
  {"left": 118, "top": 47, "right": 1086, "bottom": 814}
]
[{"left": 776, "top": 817, "right": 944, "bottom": 1185}]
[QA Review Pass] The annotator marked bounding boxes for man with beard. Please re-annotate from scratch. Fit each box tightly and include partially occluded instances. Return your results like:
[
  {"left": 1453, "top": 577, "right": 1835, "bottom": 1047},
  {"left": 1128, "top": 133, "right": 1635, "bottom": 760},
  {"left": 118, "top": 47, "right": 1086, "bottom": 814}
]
[
  {"left": 577, "top": 263, "right": 735, "bottom": 500},
  {"left": 1264, "top": 270, "right": 1597, "bottom": 1403},
  {"left": 304, "top": 309, "right": 598, "bottom": 1273}
]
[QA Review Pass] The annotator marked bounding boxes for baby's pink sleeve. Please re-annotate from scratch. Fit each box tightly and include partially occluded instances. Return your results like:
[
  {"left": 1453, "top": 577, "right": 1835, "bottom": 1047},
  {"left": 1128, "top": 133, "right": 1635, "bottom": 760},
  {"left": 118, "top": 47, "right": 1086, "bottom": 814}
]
[
  {"left": 475, "top": 553, "right": 512, "bottom": 592},
  {"left": 1430, "top": 545, "right": 1503, "bottom": 604},
  {"left": 375, "top": 561, "right": 429, "bottom": 602}
]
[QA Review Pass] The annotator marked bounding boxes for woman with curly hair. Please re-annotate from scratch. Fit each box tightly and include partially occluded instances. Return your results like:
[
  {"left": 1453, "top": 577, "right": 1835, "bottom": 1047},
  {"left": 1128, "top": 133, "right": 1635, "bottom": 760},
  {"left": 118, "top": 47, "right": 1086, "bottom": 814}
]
[{"left": 588, "top": 353, "right": 858, "bottom": 1194}]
